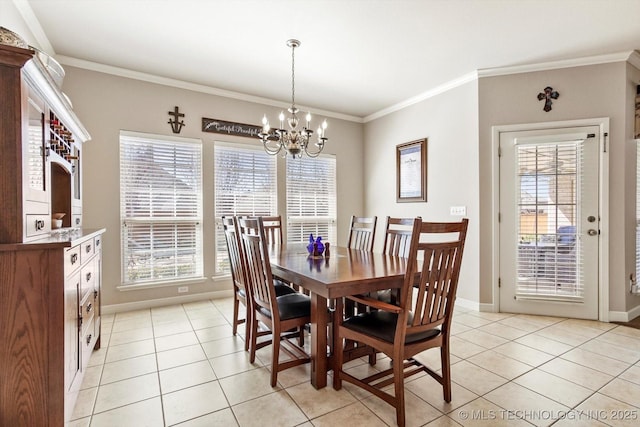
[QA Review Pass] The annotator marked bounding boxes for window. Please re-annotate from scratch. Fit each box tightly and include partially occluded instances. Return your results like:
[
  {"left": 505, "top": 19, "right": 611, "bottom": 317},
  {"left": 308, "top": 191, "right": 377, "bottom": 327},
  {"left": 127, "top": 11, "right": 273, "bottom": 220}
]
[
  {"left": 286, "top": 154, "right": 337, "bottom": 243},
  {"left": 214, "top": 142, "right": 277, "bottom": 274},
  {"left": 120, "top": 132, "right": 203, "bottom": 287}
]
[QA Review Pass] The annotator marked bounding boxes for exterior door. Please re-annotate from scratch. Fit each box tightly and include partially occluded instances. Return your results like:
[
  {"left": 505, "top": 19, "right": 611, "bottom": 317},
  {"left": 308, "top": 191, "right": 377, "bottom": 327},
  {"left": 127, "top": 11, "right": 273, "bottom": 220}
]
[{"left": 499, "top": 126, "right": 600, "bottom": 319}]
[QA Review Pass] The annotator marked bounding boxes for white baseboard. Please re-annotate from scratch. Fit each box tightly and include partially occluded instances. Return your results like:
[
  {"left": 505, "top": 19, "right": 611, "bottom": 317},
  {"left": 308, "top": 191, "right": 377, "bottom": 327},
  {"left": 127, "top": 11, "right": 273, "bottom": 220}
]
[
  {"left": 102, "top": 290, "right": 234, "bottom": 315},
  {"left": 479, "top": 303, "right": 497, "bottom": 313},
  {"left": 609, "top": 303, "right": 640, "bottom": 323},
  {"left": 456, "top": 297, "right": 480, "bottom": 312}
]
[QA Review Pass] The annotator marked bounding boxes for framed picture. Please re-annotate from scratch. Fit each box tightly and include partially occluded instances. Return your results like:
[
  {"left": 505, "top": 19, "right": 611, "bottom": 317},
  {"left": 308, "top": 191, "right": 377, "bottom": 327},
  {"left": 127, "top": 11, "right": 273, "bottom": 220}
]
[{"left": 396, "top": 138, "right": 427, "bottom": 202}]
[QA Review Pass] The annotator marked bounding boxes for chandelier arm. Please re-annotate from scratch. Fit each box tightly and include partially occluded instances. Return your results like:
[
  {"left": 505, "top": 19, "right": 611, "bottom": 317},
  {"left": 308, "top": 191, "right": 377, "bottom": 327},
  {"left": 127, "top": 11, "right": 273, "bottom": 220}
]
[
  {"left": 304, "top": 142, "right": 324, "bottom": 158},
  {"left": 262, "top": 140, "right": 284, "bottom": 155}
]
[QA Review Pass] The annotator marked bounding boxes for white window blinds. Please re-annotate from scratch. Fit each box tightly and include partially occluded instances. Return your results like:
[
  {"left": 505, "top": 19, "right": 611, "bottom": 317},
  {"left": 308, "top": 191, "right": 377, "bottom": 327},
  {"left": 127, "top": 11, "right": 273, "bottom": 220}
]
[
  {"left": 214, "top": 143, "right": 277, "bottom": 274},
  {"left": 515, "top": 141, "right": 583, "bottom": 300},
  {"left": 120, "top": 132, "right": 203, "bottom": 286},
  {"left": 286, "top": 155, "right": 337, "bottom": 243}
]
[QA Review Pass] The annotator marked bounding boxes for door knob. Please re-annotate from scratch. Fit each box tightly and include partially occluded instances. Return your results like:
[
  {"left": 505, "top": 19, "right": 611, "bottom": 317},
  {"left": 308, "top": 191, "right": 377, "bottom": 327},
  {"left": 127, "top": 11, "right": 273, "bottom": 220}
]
[
  {"left": 587, "top": 216, "right": 596, "bottom": 223},
  {"left": 587, "top": 229, "right": 598, "bottom": 236}
]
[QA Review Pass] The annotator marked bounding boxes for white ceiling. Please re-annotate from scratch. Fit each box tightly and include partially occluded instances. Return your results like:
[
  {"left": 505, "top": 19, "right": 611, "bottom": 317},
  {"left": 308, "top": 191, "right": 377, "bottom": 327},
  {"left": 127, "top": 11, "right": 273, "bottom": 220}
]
[{"left": 16, "top": 0, "right": 640, "bottom": 120}]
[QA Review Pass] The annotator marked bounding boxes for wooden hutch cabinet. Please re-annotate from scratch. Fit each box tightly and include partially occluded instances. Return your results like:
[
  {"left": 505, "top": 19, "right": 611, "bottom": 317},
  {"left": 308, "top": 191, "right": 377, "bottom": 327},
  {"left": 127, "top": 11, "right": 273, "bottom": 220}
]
[{"left": 0, "top": 40, "right": 105, "bottom": 425}]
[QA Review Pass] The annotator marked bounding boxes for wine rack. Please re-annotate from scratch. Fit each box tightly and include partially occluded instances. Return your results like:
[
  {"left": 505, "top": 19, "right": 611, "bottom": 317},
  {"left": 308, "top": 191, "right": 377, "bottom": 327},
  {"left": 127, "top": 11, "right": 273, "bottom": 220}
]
[{"left": 49, "top": 111, "right": 78, "bottom": 163}]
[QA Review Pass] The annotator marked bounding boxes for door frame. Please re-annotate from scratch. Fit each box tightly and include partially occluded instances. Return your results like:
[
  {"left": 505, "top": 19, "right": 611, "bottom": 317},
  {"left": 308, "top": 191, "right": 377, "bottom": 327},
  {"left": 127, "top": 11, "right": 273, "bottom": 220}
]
[{"left": 491, "top": 118, "right": 610, "bottom": 321}]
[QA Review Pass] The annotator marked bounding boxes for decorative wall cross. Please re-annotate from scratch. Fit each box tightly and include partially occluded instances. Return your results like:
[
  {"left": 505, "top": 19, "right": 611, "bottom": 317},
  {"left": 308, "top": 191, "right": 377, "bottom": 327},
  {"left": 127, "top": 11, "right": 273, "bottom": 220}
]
[
  {"left": 537, "top": 86, "right": 560, "bottom": 112},
  {"left": 168, "top": 106, "right": 185, "bottom": 133}
]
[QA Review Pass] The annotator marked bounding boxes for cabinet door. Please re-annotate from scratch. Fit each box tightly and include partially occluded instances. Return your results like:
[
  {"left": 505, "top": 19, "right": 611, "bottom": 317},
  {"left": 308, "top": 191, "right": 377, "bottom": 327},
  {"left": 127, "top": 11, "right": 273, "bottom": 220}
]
[{"left": 65, "top": 270, "right": 80, "bottom": 392}]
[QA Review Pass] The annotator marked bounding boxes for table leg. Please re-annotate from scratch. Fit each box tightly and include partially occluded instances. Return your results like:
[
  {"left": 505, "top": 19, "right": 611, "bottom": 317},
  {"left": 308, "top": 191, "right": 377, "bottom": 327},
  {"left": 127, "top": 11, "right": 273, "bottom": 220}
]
[{"left": 310, "top": 292, "right": 328, "bottom": 389}]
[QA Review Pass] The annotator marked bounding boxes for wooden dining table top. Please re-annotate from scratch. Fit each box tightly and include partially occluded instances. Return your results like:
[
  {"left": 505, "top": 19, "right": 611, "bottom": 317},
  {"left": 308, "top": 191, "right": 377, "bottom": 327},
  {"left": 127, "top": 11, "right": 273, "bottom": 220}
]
[{"left": 268, "top": 243, "right": 409, "bottom": 298}]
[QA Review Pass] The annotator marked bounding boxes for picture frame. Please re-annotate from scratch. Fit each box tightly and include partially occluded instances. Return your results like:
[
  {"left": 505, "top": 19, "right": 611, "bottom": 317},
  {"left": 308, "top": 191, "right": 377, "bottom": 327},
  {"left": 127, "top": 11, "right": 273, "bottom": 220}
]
[{"left": 396, "top": 138, "right": 427, "bottom": 202}]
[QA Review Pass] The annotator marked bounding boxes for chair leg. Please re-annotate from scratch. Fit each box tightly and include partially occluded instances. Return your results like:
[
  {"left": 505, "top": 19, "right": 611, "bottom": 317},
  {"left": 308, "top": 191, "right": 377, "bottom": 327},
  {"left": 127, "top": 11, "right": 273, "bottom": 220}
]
[
  {"left": 243, "top": 303, "right": 251, "bottom": 352},
  {"left": 441, "top": 342, "right": 452, "bottom": 402},
  {"left": 232, "top": 295, "right": 240, "bottom": 336},
  {"left": 249, "top": 315, "right": 258, "bottom": 364},
  {"left": 271, "top": 328, "right": 280, "bottom": 387},
  {"left": 393, "top": 356, "right": 406, "bottom": 427}
]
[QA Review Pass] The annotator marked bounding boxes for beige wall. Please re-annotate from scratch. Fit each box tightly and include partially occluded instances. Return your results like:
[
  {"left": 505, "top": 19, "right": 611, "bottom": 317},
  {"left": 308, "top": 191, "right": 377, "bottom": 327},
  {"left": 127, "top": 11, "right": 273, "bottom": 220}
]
[
  {"left": 625, "top": 63, "right": 640, "bottom": 311},
  {"left": 60, "top": 67, "right": 364, "bottom": 308},
  {"left": 363, "top": 81, "right": 480, "bottom": 304},
  {"left": 478, "top": 62, "right": 636, "bottom": 312}
]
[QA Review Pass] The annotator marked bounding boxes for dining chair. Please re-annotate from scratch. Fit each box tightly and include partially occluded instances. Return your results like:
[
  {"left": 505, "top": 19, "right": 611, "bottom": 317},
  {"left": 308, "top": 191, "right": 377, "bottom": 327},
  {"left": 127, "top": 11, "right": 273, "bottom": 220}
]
[
  {"left": 262, "top": 215, "right": 284, "bottom": 245},
  {"left": 343, "top": 215, "right": 378, "bottom": 360},
  {"left": 239, "top": 216, "right": 312, "bottom": 387},
  {"left": 221, "top": 216, "right": 252, "bottom": 350},
  {"left": 347, "top": 215, "right": 377, "bottom": 251},
  {"left": 333, "top": 218, "right": 469, "bottom": 427},
  {"left": 382, "top": 216, "right": 420, "bottom": 257},
  {"left": 223, "top": 216, "right": 297, "bottom": 352}
]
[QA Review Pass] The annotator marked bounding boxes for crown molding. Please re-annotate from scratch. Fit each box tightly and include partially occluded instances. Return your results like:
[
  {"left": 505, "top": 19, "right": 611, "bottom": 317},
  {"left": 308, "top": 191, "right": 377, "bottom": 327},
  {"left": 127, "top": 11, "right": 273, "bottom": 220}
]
[
  {"left": 627, "top": 50, "right": 640, "bottom": 70},
  {"left": 364, "top": 51, "right": 639, "bottom": 122},
  {"left": 364, "top": 71, "right": 479, "bottom": 123},
  {"left": 12, "top": 0, "right": 55, "bottom": 54},
  {"left": 478, "top": 51, "right": 636, "bottom": 78},
  {"left": 56, "top": 55, "right": 363, "bottom": 124}
]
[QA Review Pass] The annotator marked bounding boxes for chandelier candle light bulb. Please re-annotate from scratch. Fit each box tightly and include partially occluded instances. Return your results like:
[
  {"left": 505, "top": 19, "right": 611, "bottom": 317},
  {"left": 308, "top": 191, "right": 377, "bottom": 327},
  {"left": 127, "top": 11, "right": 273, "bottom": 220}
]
[{"left": 258, "top": 39, "right": 328, "bottom": 158}]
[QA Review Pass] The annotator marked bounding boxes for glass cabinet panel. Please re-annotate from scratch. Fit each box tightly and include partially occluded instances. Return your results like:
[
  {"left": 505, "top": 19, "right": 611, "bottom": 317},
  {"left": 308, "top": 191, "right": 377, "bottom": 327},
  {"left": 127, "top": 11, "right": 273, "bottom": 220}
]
[{"left": 27, "top": 96, "right": 45, "bottom": 193}]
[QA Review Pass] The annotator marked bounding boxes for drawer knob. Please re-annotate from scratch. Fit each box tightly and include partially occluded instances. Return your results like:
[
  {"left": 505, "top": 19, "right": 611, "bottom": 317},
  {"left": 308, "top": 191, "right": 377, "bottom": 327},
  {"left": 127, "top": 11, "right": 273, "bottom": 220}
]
[
  {"left": 86, "top": 244, "right": 92, "bottom": 253},
  {"left": 35, "top": 219, "right": 45, "bottom": 231},
  {"left": 71, "top": 253, "right": 78, "bottom": 264},
  {"left": 86, "top": 272, "right": 92, "bottom": 282},
  {"left": 86, "top": 303, "right": 92, "bottom": 314},
  {"left": 86, "top": 334, "right": 92, "bottom": 345}
]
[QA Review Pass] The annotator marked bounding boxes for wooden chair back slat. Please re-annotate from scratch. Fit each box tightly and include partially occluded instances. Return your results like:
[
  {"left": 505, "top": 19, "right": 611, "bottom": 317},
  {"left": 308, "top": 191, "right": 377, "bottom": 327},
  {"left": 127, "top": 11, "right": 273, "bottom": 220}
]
[
  {"left": 261, "top": 215, "right": 283, "bottom": 245},
  {"left": 222, "top": 216, "right": 246, "bottom": 291},
  {"left": 347, "top": 215, "right": 377, "bottom": 252},
  {"left": 382, "top": 216, "right": 420, "bottom": 257}
]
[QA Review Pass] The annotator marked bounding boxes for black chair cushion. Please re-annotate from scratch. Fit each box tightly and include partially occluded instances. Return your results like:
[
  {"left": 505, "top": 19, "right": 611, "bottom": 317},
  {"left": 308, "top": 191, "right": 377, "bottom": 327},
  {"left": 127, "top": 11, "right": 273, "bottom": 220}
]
[
  {"left": 277, "top": 293, "right": 311, "bottom": 320},
  {"left": 342, "top": 310, "right": 441, "bottom": 344},
  {"left": 258, "top": 293, "right": 311, "bottom": 320},
  {"left": 274, "top": 279, "right": 297, "bottom": 296}
]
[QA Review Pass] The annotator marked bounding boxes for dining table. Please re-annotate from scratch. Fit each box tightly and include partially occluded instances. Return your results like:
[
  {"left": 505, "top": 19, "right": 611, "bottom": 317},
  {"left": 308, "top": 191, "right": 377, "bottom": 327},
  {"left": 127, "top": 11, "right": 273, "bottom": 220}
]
[{"left": 268, "top": 243, "right": 409, "bottom": 389}]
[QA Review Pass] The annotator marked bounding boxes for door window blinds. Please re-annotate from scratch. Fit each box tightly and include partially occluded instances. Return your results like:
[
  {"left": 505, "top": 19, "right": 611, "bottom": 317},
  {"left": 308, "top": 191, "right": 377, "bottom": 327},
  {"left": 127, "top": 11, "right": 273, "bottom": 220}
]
[{"left": 515, "top": 141, "right": 584, "bottom": 300}]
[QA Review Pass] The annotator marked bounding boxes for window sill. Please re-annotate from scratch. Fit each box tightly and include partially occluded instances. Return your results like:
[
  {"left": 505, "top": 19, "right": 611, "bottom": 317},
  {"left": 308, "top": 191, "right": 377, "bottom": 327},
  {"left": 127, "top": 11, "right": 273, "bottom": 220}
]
[{"left": 118, "top": 276, "right": 207, "bottom": 291}]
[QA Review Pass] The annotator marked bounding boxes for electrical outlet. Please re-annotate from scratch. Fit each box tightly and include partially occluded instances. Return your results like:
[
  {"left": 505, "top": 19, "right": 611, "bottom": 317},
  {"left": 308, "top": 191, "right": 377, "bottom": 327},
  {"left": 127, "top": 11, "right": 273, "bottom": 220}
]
[
  {"left": 450, "top": 206, "right": 466, "bottom": 216},
  {"left": 177, "top": 286, "right": 189, "bottom": 293}
]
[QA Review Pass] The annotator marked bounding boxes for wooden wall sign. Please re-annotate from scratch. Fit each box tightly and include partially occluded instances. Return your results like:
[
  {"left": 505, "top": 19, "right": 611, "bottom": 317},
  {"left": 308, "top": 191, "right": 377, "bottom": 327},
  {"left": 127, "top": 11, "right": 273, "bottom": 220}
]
[{"left": 202, "top": 117, "right": 263, "bottom": 138}]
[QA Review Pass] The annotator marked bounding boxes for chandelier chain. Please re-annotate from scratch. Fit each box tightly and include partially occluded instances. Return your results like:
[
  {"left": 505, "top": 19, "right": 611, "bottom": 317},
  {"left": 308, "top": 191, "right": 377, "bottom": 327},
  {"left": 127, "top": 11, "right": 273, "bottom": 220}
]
[{"left": 291, "top": 43, "right": 295, "bottom": 111}]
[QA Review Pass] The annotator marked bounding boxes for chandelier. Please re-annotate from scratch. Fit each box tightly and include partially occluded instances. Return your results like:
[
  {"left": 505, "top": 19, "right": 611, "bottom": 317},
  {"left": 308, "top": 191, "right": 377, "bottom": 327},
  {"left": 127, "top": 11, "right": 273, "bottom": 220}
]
[{"left": 258, "top": 39, "right": 328, "bottom": 158}]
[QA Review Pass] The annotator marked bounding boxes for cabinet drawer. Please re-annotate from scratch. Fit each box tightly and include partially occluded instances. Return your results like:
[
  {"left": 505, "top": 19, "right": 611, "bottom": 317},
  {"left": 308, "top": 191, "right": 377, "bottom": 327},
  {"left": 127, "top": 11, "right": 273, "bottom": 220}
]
[
  {"left": 64, "top": 245, "right": 82, "bottom": 275},
  {"left": 25, "top": 214, "right": 50, "bottom": 237},
  {"left": 80, "top": 259, "right": 96, "bottom": 299},
  {"left": 81, "top": 238, "right": 94, "bottom": 263}
]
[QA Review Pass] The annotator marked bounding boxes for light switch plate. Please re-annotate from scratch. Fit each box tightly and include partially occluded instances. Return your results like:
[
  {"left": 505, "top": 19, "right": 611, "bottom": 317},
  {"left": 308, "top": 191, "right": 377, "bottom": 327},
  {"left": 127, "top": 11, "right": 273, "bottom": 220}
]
[{"left": 450, "top": 206, "right": 466, "bottom": 216}]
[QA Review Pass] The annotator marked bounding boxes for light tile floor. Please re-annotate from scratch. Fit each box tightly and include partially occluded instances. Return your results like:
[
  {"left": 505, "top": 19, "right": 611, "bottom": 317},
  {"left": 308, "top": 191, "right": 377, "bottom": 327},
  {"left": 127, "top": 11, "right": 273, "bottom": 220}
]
[{"left": 67, "top": 299, "right": 640, "bottom": 427}]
